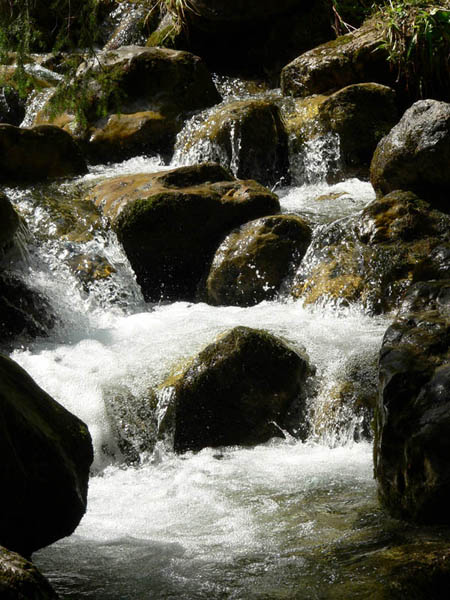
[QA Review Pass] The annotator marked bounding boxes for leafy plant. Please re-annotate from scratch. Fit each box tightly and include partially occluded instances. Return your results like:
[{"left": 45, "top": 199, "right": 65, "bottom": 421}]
[{"left": 377, "top": 0, "right": 450, "bottom": 100}]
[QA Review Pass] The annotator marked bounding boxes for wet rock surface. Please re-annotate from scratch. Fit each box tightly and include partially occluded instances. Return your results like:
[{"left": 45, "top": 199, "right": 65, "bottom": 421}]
[
  {"left": 161, "top": 326, "right": 311, "bottom": 453},
  {"left": 370, "top": 99, "right": 450, "bottom": 210},
  {"left": 205, "top": 214, "right": 311, "bottom": 306},
  {"left": 0, "top": 355, "right": 93, "bottom": 557},
  {"left": 0, "top": 546, "right": 59, "bottom": 599},
  {"left": 375, "top": 279, "right": 450, "bottom": 523}
]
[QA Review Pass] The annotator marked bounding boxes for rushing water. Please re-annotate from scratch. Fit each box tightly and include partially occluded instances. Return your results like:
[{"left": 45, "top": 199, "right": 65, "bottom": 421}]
[{"left": 5, "top": 82, "right": 402, "bottom": 597}]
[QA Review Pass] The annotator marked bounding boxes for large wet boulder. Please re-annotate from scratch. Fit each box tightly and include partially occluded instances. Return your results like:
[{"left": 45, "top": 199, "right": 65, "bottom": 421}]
[
  {"left": 370, "top": 99, "right": 450, "bottom": 210},
  {"left": 317, "top": 83, "right": 398, "bottom": 177},
  {"left": 293, "top": 191, "right": 450, "bottom": 313},
  {"left": 160, "top": 326, "right": 311, "bottom": 453},
  {"left": 375, "top": 279, "right": 450, "bottom": 523},
  {"left": 37, "top": 45, "right": 221, "bottom": 162},
  {"left": 205, "top": 214, "right": 311, "bottom": 306},
  {"left": 91, "top": 163, "right": 280, "bottom": 302},
  {"left": 281, "top": 18, "right": 390, "bottom": 98},
  {"left": 0, "top": 546, "right": 58, "bottom": 599},
  {"left": 0, "top": 124, "right": 87, "bottom": 182},
  {"left": 175, "top": 99, "right": 289, "bottom": 187},
  {"left": 0, "top": 355, "right": 93, "bottom": 557},
  {"left": 150, "top": 0, "right": 333, "bottom": 76}
]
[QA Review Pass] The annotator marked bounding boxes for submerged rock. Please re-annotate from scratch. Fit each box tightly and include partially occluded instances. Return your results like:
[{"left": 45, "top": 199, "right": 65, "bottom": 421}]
[
  {"left": 375, "top": 279, "right": 450, "bottom": 523},
  {"left": 0, "top": 124, "right": 87, "bottom": 182},
  {"left": 161, "top": 326, "right": 311, "bottom": 453},
  {"left": 0, "top": 355, "right": 93, "bottom": 557},
  {"left": 0, "top": 546, "right": 59, "bottom": 598},
  {"left": 37, "top": 45, "right": 221, "bottom": 162},
  {"left": 91, "top": 163, "right": 280, "bottom": 302},
  {"left": 177, "top": 99, "right": 289, "bottom": 186},
  {"left": 370, "top": 99, "right": 450, "bottom": 210},
  {"left": 281, "top": 18, "right": 390, "bottom": 98},
  {"left": 205, "top": 214, "right": 311, "bottom": 306}
]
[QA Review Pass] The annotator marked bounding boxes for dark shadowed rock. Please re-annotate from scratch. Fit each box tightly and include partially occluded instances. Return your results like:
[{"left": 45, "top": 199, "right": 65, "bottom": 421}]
[
  {"left": 0, "top": 355, "right": 93, "bottom": 557},
  {"left": 91, "top": 163, "right": 280, "bottom": 302},
  {"left": 371, "top": 100, "right": 450, "bottom": 211},
  {"left": 0, "top": 194, "right": 20, "bottom": 252},
  {"left": 281, "top": 19, "right": 390, "bottom": 98},
  {"left": 0, "top": 124, "right": 87, "bottom": 182},
  {"left": 205, "top": 214, "right": 311, "bottom": 306},
  {"left": 375, "top": 279, "right": 450, "bottom": 523},
  {"left": 177, "top": 99, "right": 289, "bottom": 186},
  {"left": 161, "top": 326, "right": 311, "bottom": 453},
  {"left": 0, "top": 546, "right": 59, "bottom": 599}
]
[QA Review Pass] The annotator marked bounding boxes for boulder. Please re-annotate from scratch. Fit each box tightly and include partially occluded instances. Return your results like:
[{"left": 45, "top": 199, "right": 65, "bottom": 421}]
[
  {"left": 293, "top": 191, "right": 450, "bottom": 313},
  {"left": 175, "top": 99, "right": 289, "bottom": 186},
  {"left": 90, "top": 163, "right": 280, "bottom": 302},
  {"left": 0, "top": 355, "right": 93, "bottom": 557},
  {"left": 37, "top": 45, "right": 221, "bottom": 162},
  {"left": 317, "top": 83, "right": 398, "bottom": 177},
  {"left": 160, "top": 326, "right": 311, "bottom": 453},
  {"left": 0, "top": 124, "right": 87, "bottom": 182},
  {"left": 370, "top": 99, "right": 450, "bottom": 210},
  {"left": 205, "top": 214, "right": 311, "bottom": 306},
  {"left": 375, "top": 279, "right": 450, "bottom": 523},
  {"left": 0, "top": 546, "right": 58, "bottom": 599},
  {"left": 281, "top": 18, "right": 390, "bottom": 98}
]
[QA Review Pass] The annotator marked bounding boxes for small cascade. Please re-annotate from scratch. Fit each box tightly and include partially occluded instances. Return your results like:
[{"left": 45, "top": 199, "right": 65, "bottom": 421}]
[
  {"left": 289, "top": 131, "right": 342, "bottom": 185},
  {"left": 21, "top": 88, "right": 55, "bottom": 128}
]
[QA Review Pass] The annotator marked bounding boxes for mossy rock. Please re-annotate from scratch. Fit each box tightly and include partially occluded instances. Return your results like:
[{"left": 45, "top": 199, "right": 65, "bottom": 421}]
[
  {"left": 0, "top": 354, "right": 93, "bottom": 556},
  {"left": 370, "top": 99, "right": 450, "bottom": 211},
  {"left": 281, "top": 18, "right": 390, "bottom": 98},
  {"left": 66, "top": 253, "right": 116, "bottom": 289},
  {"left": 91, "top": 163, "right": 280, "bottom": 302},
  {"left": 37, "top": 45, "right": 221, "bottom": 162},
  {"left": 317, "top": 83, "right": 398, "bottom": 177},
  {"left": 293, "top": 191, "right": 450, "bottom": 313},
  {"left": 205, "top": 214, "right": 311, "bottom": 306},
  {"left": 177, "top": 99, "right": 289, "bottom": 187},
  {"left": 0, "top": 124, "right": 87, "bottom": 182},
  {"left": 0, "top": 546, "right": 58, "bottom": 599},
  {"left": 159, "top": 326, "right": 311, "bottom": 453},
  {"left": 375, "top": 279, "right": 450, "bottom": 523}
]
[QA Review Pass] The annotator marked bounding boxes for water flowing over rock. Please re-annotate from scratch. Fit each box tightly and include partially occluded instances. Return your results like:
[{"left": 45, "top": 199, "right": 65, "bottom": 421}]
[
  {"left": 35, "top": 45, "right": 221, "bottom": 162},
  {"left": 317, "top": 83, "right": 398, "bottom": 178},
  {"left": 281, "top": 18, "right": 390, "bottom": 98},
  {"left": 0, "top": 355, "right": 93, "bottom": 557},
  {"left": 0, "top": 125, "right": 87, "bottom": 182},
  {"left": 174, "top": 99, "right": 289, "bottom": 186},
  {"left": 370, "top": 99, "right": 450, "bottom": 210},
  {"left": 0, "top": 546, "right": 59, "bottom": 598},
  {"left": 375, "top": 279, "right": 450, "bottom": 523},
  {"left": 160, "top": 326, "right": 311, "bottom": 453},
  {"left": 205, "top": 214, "right": 312, "bottom": 306},
  {"left": 293, "top": 190, "right": 450, "bottom": 313},
  {"left": 91, "top": 163, "right": 280, "bottom": 302}
]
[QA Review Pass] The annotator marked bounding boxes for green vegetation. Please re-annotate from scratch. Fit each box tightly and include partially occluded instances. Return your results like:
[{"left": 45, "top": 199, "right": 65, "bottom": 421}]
[{"left": 377, "top": 0, "right": 450, "bottom": 99}]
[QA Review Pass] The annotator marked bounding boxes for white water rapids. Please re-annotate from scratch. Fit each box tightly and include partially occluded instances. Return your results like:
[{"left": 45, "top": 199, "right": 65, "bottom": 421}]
[{"left": 7, "top": 134, "right": 391, "bottom": 596}]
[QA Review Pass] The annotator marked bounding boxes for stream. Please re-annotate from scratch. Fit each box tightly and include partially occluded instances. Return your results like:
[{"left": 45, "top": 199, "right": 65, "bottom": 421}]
[{"left": 5, "top": 80, "right": 404, "bottom": 598}]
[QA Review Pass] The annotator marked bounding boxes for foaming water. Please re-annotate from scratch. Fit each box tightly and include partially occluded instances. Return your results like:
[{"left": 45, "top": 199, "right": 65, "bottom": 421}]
[{"left": 35, "top": 441, "right": 377, "bottom": 599}]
